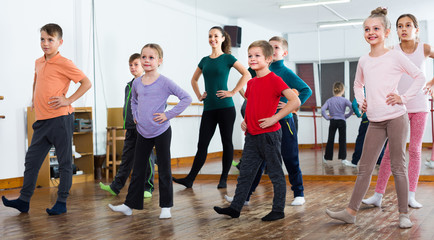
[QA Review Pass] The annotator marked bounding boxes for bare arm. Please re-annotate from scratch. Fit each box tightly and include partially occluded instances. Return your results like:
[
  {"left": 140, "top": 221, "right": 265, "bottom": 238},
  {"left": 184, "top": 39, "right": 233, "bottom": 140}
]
[
  {"left": 216, "top": 61, "right": 251, "bottom": 99},
  {"left": 32, "top": 73, "right": 36, "bottom": 109},
  {"left": 424, "top": 44, "right": 434, "bottom": 96},
  {"left": 239, "top": 88, "right": 247, "bottom": 100},
  {"left": 48, "top": 77, "right": 92, "bottom": 109},
  {"left": 191, "top": 67, "right": 206, "bottom": 101}
]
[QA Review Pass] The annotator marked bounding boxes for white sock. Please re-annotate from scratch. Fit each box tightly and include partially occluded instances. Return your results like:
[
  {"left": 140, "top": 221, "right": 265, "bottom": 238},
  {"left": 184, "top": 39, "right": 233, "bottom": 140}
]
[
  {"left": 362, "top": 192, "right": 382, "bottom": 207},
  {"left": 224, "top": 195, "right": 249, "bottom": 206},
  {"left": 399, "top": 213, "right": 413, "bottom": 229},
  {"left": 159, "top": 207, "right": 171, "bottom": 219},
  {"left": 408, "top": 191, "right": 423, "bottom": 208},
  {"left": 291, "top": 196, "right": 306, "bottom": 206},
  {"left": 108, "top": 204, "right": 132, "bottom": 216}
]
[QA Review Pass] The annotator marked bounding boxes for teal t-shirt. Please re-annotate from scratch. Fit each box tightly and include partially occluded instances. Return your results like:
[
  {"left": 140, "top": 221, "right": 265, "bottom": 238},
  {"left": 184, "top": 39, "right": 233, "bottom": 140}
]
[{"left": 198, "top": 54, "right": 237, "bottom": 111}]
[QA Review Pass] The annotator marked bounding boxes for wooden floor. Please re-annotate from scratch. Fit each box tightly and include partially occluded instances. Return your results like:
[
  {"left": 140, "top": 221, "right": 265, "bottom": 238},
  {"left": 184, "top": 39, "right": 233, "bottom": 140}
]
[
  {"left": 2, "top": 147, "right": 434, "bottom": 239},
  {"left": 1, "top": 179, "right": 434, "bottom": 239},
  {"left": 172, "top": 147, "right": 434, "bottom": 178}
]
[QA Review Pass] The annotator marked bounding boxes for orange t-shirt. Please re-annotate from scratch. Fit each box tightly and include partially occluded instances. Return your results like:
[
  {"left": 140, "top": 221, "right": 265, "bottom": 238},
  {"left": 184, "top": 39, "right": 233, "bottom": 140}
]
[{"left": 34, "top": 52, "right": 86, "bottom": 120}]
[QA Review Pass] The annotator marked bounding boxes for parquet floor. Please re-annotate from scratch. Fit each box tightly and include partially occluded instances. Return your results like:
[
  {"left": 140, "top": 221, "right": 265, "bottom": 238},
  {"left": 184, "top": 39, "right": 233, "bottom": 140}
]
[{"left": 1, "top": 179, "right": 434, "bottom": 239}]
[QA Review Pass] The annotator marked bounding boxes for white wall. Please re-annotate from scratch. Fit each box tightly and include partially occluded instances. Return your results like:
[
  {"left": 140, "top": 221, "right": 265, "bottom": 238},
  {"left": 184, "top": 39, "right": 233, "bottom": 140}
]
[
  {"left": 0, "top": 0, "right": 94, "bottom": 179},
  {"left": 0, "top": 0, "right": 280, "bottom": 179}
]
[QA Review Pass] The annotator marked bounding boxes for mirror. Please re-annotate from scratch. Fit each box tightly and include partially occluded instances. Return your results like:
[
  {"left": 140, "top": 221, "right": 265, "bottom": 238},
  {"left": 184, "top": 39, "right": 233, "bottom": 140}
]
[
  {"left": 91, "top": 0, "right": 434, "bottom": 178},
  {"left": 317, "top": 3, "right": 434, "bottom": 176}
]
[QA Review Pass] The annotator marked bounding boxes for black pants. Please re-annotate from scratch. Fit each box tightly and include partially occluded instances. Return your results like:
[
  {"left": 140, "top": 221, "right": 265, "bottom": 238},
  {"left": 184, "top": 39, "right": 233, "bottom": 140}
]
[
  {"left": 324, "top": 119, "right": 347, "bottom": 160},
  {"left": 186, "top": 107, "right": 236, "bottom": 182},
  {"left": 20, "top": 114, "right": 74, "bottom": 203},
  {"left": 110, "top": 129, "right": 155, "bottom": 194},
  {"left": 124, "top": 127, "right": 172, "bottom": 209}
]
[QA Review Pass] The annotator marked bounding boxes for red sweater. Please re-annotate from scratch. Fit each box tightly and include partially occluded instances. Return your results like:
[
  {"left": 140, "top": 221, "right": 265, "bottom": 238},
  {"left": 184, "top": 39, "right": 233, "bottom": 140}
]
[{"left": 245, "top": 72, "right": 289, "bottom": 135}]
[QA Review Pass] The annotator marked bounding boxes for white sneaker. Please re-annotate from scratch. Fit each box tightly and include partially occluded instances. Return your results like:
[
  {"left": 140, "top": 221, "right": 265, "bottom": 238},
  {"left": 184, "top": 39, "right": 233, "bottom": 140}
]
[
  {"left": 323, "top": 156, "right": 329, "bottom": 164},
  {"left": 425, "top": 160, "right": 434, "bottom": 169},
  {"left": 408, "top": 191, "right": 423, "bottom": 208},
  {"left": 362, "top": 192, "right": 383, "bottom": 207},
  {"left": 291, "top": 196, "right": 305, "bottom": 206},
  {"left": 224, "top": 195, "right": 249, "bottom": 206},
  {"left": 341, "top": 160, "right": 357, "bottom": 168}
]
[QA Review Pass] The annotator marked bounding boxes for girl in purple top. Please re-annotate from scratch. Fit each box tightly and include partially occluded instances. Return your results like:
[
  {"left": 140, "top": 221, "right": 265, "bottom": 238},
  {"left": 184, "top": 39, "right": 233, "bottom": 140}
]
[
  {"left": 109, "top": 43, "right": 192, "bottom": 219},
  {"left": 321, "top": 82, "right": 353, "bottom": 165}
]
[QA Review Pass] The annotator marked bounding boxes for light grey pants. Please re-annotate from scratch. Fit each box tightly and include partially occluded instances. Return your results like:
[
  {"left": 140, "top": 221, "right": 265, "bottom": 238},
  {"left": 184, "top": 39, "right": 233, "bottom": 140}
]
[
  {"left": 20, "top": 114, "right": 74, "bottom": 203},
  {"left": 348, "top": 114, "right": 409, "bottom": 213},
  {"left": 231, "top": 129, "right": 286, "bottom": 213}
]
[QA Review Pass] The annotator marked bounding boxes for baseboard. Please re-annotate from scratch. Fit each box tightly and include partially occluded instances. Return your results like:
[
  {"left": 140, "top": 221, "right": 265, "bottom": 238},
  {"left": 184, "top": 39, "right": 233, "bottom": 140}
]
[{"left": 0, "top": 177, "right": 24, "bottom": 190}]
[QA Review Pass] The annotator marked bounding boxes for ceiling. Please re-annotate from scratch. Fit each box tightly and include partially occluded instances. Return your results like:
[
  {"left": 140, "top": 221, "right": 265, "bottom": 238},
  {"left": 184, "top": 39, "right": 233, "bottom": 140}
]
[{"left": 176, "top": 0, "right": 434, "bottom": 34}]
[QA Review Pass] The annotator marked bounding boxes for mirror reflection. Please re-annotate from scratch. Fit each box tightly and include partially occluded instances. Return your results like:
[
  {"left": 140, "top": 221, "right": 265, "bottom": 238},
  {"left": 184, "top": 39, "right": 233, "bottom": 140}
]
[{"left": 91, "top": 0, "right": 434, "bottom": 178}]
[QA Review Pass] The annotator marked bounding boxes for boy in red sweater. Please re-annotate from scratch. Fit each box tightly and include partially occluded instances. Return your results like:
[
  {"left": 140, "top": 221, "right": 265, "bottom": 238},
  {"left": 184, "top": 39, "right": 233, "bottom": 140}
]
[{"left": 214, "top": 40, "right": 300, "bottom": 221}]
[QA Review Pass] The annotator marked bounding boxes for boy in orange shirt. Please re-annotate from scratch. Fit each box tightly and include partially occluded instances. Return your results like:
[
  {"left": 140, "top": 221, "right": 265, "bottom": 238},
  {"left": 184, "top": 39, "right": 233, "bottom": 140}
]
[{"left": 2, "top": 23, "right": 91, "bottom": 215}]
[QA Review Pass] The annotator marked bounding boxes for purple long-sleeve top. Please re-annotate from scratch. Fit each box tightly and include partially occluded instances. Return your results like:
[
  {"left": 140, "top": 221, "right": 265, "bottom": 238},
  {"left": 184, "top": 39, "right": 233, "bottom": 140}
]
[
  {"left": 131, "top": 74, "right": 192, "bottom": 138},
  {"left": 321, "top": 96, "right": 353, "bottom": 121}
]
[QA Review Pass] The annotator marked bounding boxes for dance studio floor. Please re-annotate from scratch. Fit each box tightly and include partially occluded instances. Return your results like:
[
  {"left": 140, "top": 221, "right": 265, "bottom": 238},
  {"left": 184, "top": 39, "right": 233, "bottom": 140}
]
[{"left": 1, "top": 147, "right": 434, "bottom": 239}]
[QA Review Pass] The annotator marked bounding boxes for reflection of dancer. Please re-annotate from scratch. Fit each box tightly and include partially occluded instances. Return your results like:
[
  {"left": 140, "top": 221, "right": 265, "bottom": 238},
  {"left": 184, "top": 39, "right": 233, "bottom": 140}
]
[
  {"left": 214, "top": 40, "right": 300, "bottom": 221},
  {"left": 325, "top": 7, "right": 427, "bottom": 229},
  {"left": 363, "top": 13, "right": 434, "bottom": 208},
  {"left": 109, "top": 44, "right": 192, "bottom": 218},
  {"left": 173, "top": 26, "right": 250, "bottom": 189},
  {"left": 321, "top": 82, "right": 353, "bottom": 166}
]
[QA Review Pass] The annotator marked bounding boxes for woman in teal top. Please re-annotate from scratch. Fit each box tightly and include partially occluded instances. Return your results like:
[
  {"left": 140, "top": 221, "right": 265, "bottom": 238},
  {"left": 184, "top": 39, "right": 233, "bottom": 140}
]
[{"left": 173, "top": 26, "right": 250, "bottom": 189}]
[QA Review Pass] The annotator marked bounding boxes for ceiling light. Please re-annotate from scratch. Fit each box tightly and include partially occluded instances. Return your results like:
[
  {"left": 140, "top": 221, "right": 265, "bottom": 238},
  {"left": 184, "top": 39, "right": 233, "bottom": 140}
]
[
  {"left": 318, "top": 19, "right": 364, "bottom": 28},
  {"left": 280, "top": 0, "right": 350, "bottom": 9}
]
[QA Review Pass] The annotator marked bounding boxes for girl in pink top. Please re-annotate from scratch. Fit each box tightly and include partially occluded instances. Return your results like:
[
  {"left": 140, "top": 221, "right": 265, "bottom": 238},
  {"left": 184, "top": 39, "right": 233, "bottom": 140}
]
[
  {"left": 363, "top": 14, "right": 434, "bottom": 209},
  {"left": 325, "top": 7, "right": 428, "bottom": 229}
]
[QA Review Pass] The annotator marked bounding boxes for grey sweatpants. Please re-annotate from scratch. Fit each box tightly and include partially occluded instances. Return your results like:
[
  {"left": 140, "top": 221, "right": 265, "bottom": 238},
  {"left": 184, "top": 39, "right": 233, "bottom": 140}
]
[
  {"left": 20, "top": 114, "right": 74, "bottom": 203},
  {"left": 348, "top": 114, "right": 409, "bottom": 213},
  {"left": 230, "top": 129, "right": 286, "bottom": 213}
]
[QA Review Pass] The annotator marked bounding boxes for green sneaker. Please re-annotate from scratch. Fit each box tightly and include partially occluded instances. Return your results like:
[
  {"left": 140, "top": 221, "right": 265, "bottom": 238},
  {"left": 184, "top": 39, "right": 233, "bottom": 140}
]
[
  {"left": 232, "top": 160, "right": 239, "bottom": 167},
  {"left": 144, "top": 191, "right": 152, "bottom": 198},
  {"left": 99, "top": 182, "right": 117, "bottom": 196}
]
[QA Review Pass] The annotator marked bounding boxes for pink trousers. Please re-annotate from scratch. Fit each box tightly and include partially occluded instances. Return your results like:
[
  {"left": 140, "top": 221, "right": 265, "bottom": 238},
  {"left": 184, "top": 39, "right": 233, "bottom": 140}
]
[{"left": 375, "top": 112, "right": 428, "bottom": 194}]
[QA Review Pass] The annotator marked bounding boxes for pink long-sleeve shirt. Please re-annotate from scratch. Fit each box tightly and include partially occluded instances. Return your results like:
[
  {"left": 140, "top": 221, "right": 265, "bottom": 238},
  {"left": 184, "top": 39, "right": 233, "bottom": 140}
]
[{"left": 354, "top": 50, "right": 425, "bottom": 122}]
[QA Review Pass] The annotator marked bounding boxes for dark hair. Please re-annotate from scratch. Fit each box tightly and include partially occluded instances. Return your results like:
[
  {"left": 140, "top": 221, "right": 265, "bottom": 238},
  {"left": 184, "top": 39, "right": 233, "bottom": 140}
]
[
  {"left": 365, "top": 7, "right": 391, "bottom": 30},
  {"left": 333, "top": 82, "right": 344, "bottom": 95},
  {"left": 248, "top": 40, "right": 274, "bottom": 59},
  {"left": 269, "top": 36, "right": 288, "bottom": 51},
  {"left": 129, "top": 53, "right": 141, "bottom": 63},
  {"left": 396, "top": 13, "right": 419, "bottom": 28},
  {"left": 141, "top": 43, "right": 163, "bottom": 59},
  {"left": 210, "top": 26, "right": 231, "bottom": 54},
  {"left": 40, "top": 23, "right": 63, "bottom": 39}
]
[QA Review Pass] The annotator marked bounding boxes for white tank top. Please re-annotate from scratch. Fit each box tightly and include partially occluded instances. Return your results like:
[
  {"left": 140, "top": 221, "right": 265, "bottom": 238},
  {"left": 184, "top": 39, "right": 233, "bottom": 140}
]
[{"left": 395, "top": 42, "right": 428, "bottom": 113}]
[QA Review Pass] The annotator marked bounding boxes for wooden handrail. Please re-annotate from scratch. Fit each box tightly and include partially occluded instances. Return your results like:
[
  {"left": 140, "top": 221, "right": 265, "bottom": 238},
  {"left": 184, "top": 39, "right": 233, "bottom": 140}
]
[
  {"left": 175, "top": 115, "right": 201, "bottom": 118},
  {"left": 167, "top": 102, "right": 203, "bottom": 106}
]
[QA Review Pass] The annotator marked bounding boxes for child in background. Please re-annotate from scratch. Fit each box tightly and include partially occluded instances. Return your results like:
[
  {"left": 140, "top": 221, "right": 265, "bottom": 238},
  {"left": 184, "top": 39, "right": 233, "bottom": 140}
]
[
  {"left": 351, "top": 97, "right": 387, "bottom": 167},
  {"left": 109, "top": 43, "right": 192, "bottom": 219},
  {"left": 363, "top": 13, "right": 434, "bottom": 209},
  {"left": 100, "top": 53, "right": 155, "bottom": 198},
  {"left": 214, "top": 40, "right": 300, "bottom": 221},
  {"left": 2, "top": 23, "right": 91, "bottom": 215},
  {"left": 321, "top": 82, "right": 353, "bottom": 166},
  {"left": 326, "top": 7, "right": 426, "bottom": 229}
]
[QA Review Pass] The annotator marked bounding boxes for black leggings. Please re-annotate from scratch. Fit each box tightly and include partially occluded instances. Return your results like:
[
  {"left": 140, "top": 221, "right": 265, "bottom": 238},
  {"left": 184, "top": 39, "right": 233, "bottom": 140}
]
[
  {"left": 186, "top": 107, "right": 236, "bottom": 182},
  {"left": 124, "top": 127, "right": 173, "bottom": 209}
]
